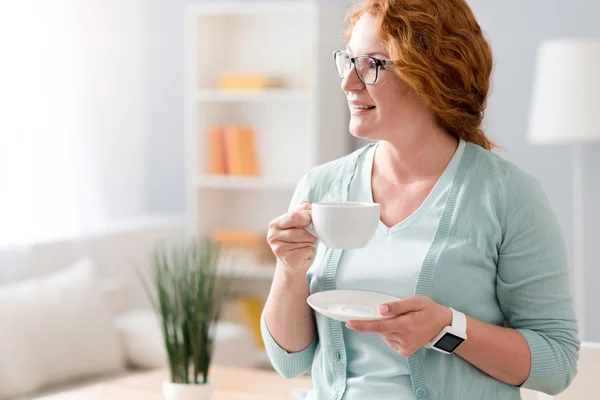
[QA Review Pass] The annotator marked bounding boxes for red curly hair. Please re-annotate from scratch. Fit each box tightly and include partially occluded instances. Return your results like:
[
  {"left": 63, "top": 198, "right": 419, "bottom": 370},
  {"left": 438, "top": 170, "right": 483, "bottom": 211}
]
[{"left": 345, "top": 0, "right": 495, "bottom": 150}]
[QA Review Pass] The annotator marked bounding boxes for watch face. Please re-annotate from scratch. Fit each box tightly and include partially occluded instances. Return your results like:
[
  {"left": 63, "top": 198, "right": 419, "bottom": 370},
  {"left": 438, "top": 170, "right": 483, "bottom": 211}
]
[{"left": 433, "top": 333, "right": 465, "bottom": 353}]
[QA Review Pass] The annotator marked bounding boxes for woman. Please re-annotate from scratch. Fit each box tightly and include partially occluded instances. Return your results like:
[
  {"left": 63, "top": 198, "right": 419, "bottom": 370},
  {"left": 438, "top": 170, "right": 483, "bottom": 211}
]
[{"left": 261, "top": 0, "right": 579, "bottom": 399}]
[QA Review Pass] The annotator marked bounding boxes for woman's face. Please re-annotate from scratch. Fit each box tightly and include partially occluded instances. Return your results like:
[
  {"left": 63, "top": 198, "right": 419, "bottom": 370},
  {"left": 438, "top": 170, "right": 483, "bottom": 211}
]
[{"left": 342, "top": 13, "right": 432, "bottom": 141}]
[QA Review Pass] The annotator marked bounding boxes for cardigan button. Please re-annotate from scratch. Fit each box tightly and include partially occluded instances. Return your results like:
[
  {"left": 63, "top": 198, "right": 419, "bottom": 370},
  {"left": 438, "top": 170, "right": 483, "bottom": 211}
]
[
  {"left": 415, "top": 387, "right": 427, "bottom": 398},
  {"left": 336, "top": 352, "right": 342, "bottom": 361}
]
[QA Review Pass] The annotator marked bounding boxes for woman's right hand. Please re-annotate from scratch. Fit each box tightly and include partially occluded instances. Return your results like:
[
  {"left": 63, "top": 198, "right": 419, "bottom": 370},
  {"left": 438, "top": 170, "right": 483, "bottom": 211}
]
[{"left": 266, "top": 201, "right": 317, "bottom": 275}]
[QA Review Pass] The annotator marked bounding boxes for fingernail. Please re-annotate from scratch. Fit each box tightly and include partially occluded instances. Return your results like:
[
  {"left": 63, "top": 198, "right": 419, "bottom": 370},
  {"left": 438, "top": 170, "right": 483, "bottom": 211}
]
[
  {"left": 378, "top": 304, "right": 389, "bottom": 315},
  {"left": 345, "top": 322, "right": 354, "bottom": 329}
]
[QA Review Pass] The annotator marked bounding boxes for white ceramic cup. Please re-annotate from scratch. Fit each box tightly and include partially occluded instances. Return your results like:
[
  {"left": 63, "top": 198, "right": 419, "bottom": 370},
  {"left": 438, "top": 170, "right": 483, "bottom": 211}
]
[{"left": 301, "top": 201, "right": 380, "bottom": 249}]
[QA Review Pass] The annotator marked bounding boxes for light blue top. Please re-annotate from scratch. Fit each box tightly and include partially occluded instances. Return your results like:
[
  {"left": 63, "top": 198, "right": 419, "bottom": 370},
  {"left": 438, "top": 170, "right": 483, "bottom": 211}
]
[
  {"left": 323, "top": 140, "right": 464, "bottom": 400},
  {"left": 260, "top": 141, "right": 580, "bottom": 400}
]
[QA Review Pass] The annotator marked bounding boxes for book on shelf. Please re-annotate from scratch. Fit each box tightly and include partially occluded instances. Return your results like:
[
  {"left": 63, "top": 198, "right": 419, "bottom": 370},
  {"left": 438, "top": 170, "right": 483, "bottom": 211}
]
[
  {"left": 208, "top": 126, "right": 226, "bottom": 175},
  {"left": 235, "top": 296, "right": 265, "bottom": 349},
  {"left": 206, "top": 124, "right": 259, "bottom": 177},
  {"left": 222, "top": 296, "right": 265, "bottom": 350}
]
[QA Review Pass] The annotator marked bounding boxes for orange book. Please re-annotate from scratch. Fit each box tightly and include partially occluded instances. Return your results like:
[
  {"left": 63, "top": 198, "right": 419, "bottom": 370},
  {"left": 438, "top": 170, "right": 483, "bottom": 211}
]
[
  {"left": 207, "top": 126, "right": 228, "bottom": 175},
  {"left": 223, "top": 125, "right": 258, "bottom": 176},
  {"left": 239, "top": 125, "right": 258, "bottom": 176}
]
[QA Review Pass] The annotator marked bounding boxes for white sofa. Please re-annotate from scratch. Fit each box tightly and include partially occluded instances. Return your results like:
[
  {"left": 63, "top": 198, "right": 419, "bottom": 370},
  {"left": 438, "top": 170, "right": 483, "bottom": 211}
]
[{"left": 0, "top": 218, "right": 260, "bottom": 400}]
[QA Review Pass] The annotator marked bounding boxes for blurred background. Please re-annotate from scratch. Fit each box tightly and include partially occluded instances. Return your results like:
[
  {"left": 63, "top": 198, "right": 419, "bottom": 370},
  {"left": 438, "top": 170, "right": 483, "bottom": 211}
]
[{"left": 0, "top": 1, "right": 598, "bottom": 399}]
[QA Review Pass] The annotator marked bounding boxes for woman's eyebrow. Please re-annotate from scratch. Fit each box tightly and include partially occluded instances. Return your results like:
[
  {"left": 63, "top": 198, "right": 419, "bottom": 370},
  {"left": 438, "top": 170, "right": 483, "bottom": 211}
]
[{"left": 346, "top": 45, "right": 388, "bottom": 58}]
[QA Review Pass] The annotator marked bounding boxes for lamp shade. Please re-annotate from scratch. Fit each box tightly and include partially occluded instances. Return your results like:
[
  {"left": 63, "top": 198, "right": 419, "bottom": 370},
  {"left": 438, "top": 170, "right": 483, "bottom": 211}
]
[{"left": 527, "top": 39, "right": 600, "bottom": 145}]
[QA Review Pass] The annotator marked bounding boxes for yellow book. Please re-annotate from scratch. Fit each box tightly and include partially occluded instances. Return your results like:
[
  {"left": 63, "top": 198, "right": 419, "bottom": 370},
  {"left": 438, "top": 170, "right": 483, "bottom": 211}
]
[
  {"left": 236, "top": 296, "right": 265, "bottom": 348},
  {"left": 219, "top": 73, "right": 286, "bottom": 89}
]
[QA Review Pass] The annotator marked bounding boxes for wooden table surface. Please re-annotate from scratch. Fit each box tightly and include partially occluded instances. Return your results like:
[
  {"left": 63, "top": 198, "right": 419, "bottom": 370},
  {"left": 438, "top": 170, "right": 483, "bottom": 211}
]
[{"left": 33, "top": 366, "right": 312, "bottom": 400}]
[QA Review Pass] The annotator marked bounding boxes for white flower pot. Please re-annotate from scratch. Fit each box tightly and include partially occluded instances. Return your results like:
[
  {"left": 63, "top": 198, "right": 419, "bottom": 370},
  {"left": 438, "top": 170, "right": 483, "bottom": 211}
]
[{"left": 162, "top": 380, "right": 214, "bottom": 400}]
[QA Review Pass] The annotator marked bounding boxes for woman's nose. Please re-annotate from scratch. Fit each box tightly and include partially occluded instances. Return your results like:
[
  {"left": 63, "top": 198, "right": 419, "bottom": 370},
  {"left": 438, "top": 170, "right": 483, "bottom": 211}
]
[{"left": 341, "top": 64, "right": 365, "bottom": 92}]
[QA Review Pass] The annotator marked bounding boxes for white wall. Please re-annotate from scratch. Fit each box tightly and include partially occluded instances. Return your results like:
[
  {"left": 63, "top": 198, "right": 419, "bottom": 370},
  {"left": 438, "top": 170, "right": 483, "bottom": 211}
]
[
  {"left": 0, "top": 0, "right": 153, "bottom": 246},
  {"left": 143, "top": 0, "right": 188, "bottom": 215},
  {"left": 80, "top": 0, "right": 148, "bottom": 222}
]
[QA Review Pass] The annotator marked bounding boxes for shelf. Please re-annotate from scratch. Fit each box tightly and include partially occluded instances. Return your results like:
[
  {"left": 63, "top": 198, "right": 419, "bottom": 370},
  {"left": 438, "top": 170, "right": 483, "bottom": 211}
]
[
  {"left": 196, "top": 89, "right": 310, "bottom": 103},
  {"left": 218, "top": 264, "right": 276, "bottom": 280},
  {"left": 196, "top": 175, "right": 297, "bottom": 191}
]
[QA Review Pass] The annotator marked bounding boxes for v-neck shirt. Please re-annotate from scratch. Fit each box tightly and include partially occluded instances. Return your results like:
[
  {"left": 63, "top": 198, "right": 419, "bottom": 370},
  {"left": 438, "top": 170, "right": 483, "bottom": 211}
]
[{"left": 335, "top": 139, "right": 466, "bottom": 400}]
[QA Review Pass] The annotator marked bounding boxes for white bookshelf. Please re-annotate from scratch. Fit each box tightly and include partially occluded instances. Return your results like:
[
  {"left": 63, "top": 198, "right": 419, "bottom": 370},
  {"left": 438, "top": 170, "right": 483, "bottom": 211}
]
[{"left": 184, "top": 1, "right": 350, "bottom": 267}]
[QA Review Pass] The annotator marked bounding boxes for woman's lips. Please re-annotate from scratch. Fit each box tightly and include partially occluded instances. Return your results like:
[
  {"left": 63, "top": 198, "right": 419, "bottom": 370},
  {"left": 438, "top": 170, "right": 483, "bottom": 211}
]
[{"left": 348, "top": 101, "right": 376, "bottom": 115}]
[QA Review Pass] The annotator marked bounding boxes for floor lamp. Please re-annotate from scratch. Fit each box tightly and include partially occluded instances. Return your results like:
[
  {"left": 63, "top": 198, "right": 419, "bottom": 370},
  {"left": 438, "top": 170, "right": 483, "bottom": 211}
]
[{"left": 527, "top": 39, "right": 600, "bottom": 341}]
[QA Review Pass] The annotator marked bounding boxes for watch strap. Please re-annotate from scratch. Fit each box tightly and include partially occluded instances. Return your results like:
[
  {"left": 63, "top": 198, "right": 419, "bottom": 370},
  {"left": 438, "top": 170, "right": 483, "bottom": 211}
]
[{"left": 450, "top": 307, "right": 467, "bottom": 336}]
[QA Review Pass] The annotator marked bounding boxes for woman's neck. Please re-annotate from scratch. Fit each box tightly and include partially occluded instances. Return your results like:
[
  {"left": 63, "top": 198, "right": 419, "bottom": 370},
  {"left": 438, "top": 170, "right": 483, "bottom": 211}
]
[{"left": 373, "top": 129, "right": 459, "bottom": 185}]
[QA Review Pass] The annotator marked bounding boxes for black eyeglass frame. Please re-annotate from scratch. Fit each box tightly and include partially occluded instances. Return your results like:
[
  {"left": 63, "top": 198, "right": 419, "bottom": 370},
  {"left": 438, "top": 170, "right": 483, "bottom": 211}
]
[{"left": 333, "top": 50, "right": 394, "bottom": 85}]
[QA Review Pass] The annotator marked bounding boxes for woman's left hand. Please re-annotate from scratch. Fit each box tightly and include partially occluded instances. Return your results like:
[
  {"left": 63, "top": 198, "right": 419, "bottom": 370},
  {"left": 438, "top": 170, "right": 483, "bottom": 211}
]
[{"left": 345, "top": 295, "right": 452, "bottom": 357}]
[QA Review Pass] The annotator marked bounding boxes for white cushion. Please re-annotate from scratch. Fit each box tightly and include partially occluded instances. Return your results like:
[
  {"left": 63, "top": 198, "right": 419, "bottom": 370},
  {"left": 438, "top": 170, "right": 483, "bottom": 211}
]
[
  {"left": 0, "top": 258, "right": 125, "bottom": 400},
  {"left": 114, "top": 309, "right": 259, "bottom": 370},
  {"left": 114, "top": 309, "right": 167, "bottom": 369},
  {"left": 99, "top": 278, "right": 131, "bottom": 316}
]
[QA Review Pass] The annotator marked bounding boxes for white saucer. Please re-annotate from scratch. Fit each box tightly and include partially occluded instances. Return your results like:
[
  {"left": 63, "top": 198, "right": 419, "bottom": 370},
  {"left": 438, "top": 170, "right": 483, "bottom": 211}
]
[{"left": 307, "top": 290, "right": 401, "bottom": 322}]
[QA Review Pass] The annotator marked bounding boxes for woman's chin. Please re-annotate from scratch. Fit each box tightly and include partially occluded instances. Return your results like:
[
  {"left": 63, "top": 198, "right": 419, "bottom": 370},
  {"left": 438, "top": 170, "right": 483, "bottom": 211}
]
[{"left": 349, "top": 120, "right": 376, "bottom": 140}]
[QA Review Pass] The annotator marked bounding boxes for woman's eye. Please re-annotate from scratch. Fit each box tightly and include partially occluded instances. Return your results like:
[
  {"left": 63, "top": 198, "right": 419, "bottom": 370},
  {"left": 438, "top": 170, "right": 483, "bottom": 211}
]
[{"left": 358, "top": 58, "right": 376, "bottom": 69}]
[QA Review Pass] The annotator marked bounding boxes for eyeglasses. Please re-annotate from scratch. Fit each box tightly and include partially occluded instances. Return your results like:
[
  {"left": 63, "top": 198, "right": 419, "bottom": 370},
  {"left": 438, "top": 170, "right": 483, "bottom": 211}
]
[{"left": 333, "top": 50, "right": 394, "bottom": 85}]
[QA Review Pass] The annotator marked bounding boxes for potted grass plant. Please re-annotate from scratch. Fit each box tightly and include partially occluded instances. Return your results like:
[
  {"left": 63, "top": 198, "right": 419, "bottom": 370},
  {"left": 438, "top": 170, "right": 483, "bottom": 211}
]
[{"left": 138, "top": 238, "right": 232, "bottom": 400}]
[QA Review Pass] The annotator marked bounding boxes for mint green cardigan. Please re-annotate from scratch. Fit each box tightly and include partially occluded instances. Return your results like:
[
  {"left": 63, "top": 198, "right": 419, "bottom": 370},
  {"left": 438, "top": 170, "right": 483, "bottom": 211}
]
[{"left": 260, "top": 142, "right": 579, "bottom": 400}]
